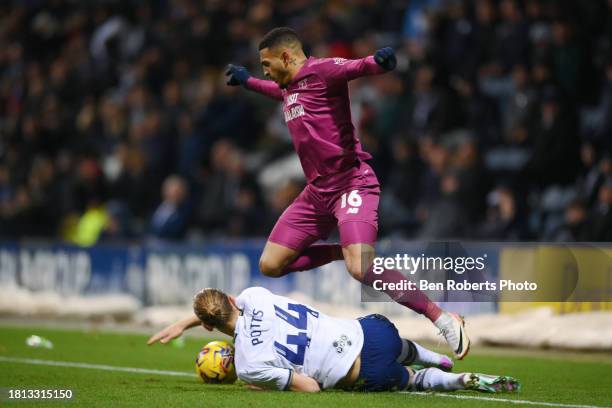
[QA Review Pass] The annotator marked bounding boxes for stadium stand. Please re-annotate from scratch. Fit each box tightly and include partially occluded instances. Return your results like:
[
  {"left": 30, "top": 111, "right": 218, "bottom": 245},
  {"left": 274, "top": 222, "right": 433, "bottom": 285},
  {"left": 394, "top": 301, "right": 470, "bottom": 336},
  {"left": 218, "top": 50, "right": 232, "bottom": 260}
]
[{"left": 0, "top": 0, "right": 611, "bottom": 244}]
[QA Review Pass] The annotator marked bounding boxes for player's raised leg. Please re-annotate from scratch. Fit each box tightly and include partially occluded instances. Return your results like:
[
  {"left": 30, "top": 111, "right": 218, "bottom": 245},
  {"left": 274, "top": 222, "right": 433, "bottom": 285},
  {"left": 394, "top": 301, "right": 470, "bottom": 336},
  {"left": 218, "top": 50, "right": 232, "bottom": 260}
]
[
  {"left": 333, "top": 164, "right": 470, "bottom": 358},
  {"left": 258, "top": 241, "right": 301, "bottom": 277},
  {"left": 341, "top": 240, "right": 438, "bottom": 321},
  {"left": 351, "top": 314, "right": 508, "bottom": 393},
  {"left": 278, "top": 243, "right": 344, "bottom": 274},
  {"left": 398, "top": 338, "right": 454, "bottom": 372},
  {"left": 340, "top": 230, "right": 470, "bottom": 359},
  {"left": 409, "top": 367, "right": 521, "bottom": 393},
  {"left": 260, "top": 186, "right": 340, "bottom": 277}
]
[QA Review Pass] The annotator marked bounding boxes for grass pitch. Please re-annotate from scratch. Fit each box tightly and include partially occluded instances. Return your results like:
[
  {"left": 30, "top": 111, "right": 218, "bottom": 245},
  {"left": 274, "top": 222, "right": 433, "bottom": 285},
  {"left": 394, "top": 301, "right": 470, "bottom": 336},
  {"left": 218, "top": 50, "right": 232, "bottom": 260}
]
[{"left": 0, "top": 324, "right": 611, "bottom": 408}]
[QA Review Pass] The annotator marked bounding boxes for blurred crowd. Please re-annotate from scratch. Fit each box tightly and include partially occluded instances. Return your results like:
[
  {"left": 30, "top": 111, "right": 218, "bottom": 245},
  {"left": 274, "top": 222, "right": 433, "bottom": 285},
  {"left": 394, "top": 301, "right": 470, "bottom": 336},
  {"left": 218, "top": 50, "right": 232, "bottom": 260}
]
[{"left": 1, "top": 0, "right": 611, "bottom": 245}]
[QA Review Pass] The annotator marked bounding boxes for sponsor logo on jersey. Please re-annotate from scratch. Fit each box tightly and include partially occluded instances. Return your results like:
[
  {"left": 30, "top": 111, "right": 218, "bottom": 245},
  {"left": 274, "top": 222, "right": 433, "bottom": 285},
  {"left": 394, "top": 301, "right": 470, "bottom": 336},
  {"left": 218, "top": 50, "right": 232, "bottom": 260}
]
[
  {"left": 332, "top": 334, "right": 352, "bottom": 354},
  {"left": 284, "top": 104, "right": 305, "bottom": 122},
  {"left": 286, "top": 93, "right": 299, "bottom": 105}
]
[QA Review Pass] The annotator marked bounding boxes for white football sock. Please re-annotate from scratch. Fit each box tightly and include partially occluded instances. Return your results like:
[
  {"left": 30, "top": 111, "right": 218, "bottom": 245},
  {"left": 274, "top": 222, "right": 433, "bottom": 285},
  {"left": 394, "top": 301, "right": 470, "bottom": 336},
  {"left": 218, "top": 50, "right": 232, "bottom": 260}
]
[
  {"left": 412, "top": 368, "right": 466, "bottom": 391},
  {"left": 412, "top": 341, "right": 445, "bottom": 366},
  {"left": 398, "top": 339, "right": 451, "bottom": 368}
]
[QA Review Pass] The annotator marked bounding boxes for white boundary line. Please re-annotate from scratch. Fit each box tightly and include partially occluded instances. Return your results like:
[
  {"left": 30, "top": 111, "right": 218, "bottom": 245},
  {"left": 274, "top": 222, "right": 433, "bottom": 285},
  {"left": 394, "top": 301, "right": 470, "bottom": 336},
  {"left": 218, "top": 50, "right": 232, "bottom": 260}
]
[
  {"left": 402, "top": 391, "right": 610, "bottom": 408},
  {"left": 0, "top": 356, "right": 609, "bottom": 408},
  {"left": 0, "top": 356, "right": 194, "bottom": 378}
]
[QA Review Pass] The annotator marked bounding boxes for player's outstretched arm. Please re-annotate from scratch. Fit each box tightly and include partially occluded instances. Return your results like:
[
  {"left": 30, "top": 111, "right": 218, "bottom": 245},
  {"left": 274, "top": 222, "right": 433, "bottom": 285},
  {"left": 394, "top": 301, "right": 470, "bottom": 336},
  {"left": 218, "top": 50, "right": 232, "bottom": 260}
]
[
  {"left": 225, "top": 64, "right": 251, "bottom": 86},
  {"left": 240, "top": 366, "right": 320, "bottom": 392},
  {"left": 288, "top": 372, "right": 321, "bottom": 392},
  {"left": 244, "top": 384, "right": 267, "bottom": 391},
  {"left": 373, "top": 47, "right": 397, "bottom": 71},
  {"left": 146, "top": 314, "right": 201, "bottom": 345},
  {"left": 329, "top": 47, "right": 397, "bottom": 82},
  {"left": 225, "top": 64, "right": 283, "bottom": 101}
]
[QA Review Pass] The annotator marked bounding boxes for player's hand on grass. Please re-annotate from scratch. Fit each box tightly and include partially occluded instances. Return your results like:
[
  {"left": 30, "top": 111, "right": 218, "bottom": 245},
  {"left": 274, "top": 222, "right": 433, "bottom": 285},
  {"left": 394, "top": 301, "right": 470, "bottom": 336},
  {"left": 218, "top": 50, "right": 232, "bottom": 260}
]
[
  {"left": 374, "top": 47, "right": 397, "bottom": 71},
  {"left": 245, "top": 384, "right": 267, "bottom": 391},
  {"left": 225, "top": 64, "right": 251, "bottom": 86},
  {"left": 147, "top": 323, "right": 183, "bottom": 345}
]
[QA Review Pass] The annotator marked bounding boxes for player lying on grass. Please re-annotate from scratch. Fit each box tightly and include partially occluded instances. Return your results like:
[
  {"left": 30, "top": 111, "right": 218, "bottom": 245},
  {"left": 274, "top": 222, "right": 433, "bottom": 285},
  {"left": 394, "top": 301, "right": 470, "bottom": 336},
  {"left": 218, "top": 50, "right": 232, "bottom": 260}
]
[
  {"left": 148, "top": 287, "right": 519, "bottom": 393},
  {"left": 225, "top": 27, "right": 469, "bottom": 359}
]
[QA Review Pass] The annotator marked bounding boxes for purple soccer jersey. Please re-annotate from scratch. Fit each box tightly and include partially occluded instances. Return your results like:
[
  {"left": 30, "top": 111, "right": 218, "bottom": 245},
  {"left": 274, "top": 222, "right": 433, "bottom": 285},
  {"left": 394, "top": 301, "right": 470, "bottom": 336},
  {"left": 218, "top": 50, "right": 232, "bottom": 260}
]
[
  {"left": 246, "top": 55, "right": 387, "bottom": 248},
  {"left": 240, "top": 53, "right": 448, "bottom": 330},
  {"left": 246, "top": 55, "right": 385, "bottom": 189}
]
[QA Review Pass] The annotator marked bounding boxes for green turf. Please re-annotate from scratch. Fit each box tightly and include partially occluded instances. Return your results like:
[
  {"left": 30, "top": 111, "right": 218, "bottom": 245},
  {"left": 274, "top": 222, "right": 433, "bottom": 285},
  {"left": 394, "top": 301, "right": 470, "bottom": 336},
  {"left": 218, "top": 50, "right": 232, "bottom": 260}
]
[{"left": 0, "top": 325, "right": 611, "bottom": 407}]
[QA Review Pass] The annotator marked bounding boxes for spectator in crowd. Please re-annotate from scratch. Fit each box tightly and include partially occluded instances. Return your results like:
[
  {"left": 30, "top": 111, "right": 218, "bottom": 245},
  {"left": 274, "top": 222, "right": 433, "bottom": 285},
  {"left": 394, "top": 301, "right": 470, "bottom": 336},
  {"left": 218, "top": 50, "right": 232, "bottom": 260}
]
[
  {"left": 586, "top": 178, "right": 612, "bottom": 242},
  {"left": 69, "top": 200, "right": 109, "bottom": 247},
  {"left": 478, "top": 186, "right": 529, "bottom": 240},
  {"left": 419, "top": 170, "right": 469, "bottom": 240},
  {"left": 588, "top": 60, "right": 612, "bottom": 149},
  {"left": 99, "top": 200, "right": 133, "bottom": 242},
  {"left": 149, "top": 175, "right": 190, "bottom": 242},
  {"left": 0, "top": 0, "right": 611, "bottom": 244},
  {"left": 548, "top": 200, "right": 590, "bottom": 242},
  {"left": 521, "top": 87, "right": 581, "bottom": 188},
  {"left": 196, "top": 140, "right": 264, "bottom": 237},
  {"left": 576, "top": 143, "right": 608, "bottom": 208},
  {"left": 379, "top": 139, "right": 423, "bottom": 236}
]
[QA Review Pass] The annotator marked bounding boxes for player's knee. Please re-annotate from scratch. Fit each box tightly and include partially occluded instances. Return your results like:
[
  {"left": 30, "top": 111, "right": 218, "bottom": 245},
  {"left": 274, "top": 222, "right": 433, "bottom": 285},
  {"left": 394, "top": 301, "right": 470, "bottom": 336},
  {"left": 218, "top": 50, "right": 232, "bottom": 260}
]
[
  {"left": 345, "top": 259, "right": 366, "bottom": 281},
  {"left": 259, "top": 256, "right": 283, "bottom": 278},
  {"left": 343, "top": 245, "right": 375, "bottom": 283}
]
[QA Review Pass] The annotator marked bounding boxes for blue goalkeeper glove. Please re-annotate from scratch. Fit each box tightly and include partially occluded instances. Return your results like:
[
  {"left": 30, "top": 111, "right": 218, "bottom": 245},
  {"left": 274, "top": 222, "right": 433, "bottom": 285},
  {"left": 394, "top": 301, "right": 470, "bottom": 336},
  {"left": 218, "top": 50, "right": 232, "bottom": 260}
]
[
  {"left": 225, "top": 64, "right": 251, "bottom": 86},
  {"left": 374, "top": 47, "right": 397, "bottom": 71}
]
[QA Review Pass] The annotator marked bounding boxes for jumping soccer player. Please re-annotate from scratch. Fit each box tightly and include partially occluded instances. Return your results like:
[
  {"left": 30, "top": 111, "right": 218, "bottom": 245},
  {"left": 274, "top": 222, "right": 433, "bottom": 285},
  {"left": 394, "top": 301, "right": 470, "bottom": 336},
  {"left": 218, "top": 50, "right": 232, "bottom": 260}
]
[
  {"left": 148, "top": 287, "right": 519, "bottom": 393},
  {"left": 225, "top": 27, "right": 469, "bottom": 358}
]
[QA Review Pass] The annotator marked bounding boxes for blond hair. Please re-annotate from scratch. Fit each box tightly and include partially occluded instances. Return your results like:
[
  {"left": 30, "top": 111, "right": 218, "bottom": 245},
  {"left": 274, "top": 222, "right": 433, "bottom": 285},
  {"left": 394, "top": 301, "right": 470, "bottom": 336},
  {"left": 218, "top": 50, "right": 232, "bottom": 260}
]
[{"left": 193, "top": 288, "right": 234, "bottom": 327}]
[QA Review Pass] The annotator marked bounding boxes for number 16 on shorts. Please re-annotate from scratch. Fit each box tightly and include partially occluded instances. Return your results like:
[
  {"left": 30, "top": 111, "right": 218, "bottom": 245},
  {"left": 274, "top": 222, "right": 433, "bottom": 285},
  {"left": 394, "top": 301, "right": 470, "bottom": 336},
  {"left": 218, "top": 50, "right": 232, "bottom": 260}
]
[{"left": 340, "top": 190, "right": 362, "bottom": 214}]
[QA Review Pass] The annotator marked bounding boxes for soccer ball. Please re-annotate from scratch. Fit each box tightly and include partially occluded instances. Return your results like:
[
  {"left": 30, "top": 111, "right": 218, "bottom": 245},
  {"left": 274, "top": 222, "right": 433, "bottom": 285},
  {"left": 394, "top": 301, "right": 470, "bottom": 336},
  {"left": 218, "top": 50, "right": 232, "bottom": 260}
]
[{"left": 195, "top": 341, "right": 237, "bottom": 384}]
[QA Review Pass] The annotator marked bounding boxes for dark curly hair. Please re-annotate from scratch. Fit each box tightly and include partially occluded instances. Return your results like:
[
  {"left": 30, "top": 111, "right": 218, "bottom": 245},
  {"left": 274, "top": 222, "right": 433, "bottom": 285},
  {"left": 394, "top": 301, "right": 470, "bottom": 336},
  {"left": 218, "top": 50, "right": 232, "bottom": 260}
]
[{"left": 258, "top": 27, "right": 301, "bottom": 51}]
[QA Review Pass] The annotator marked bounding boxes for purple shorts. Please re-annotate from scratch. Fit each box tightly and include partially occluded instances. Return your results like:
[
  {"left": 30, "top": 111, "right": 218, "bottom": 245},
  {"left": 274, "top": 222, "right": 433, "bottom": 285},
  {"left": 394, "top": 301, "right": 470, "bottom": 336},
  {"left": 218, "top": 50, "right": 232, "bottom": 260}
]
[{"left": 268, "top": 162, "right": 380, "bottom": 251}]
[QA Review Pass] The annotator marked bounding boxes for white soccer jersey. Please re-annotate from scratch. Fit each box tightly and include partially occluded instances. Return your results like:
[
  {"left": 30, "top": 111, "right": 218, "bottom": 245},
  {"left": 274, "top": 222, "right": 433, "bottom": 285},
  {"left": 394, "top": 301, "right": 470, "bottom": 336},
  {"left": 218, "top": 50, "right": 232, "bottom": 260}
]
[{"left": 233, "top": 287, "right": 364, "bottom": 390}]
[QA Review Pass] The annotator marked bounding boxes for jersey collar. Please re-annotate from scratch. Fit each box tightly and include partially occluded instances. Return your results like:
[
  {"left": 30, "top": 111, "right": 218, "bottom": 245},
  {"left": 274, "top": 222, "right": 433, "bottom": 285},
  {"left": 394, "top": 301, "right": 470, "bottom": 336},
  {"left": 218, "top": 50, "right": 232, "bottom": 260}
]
[{"left": 287, "top": 56, "right": 313, "bottom": 87}]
